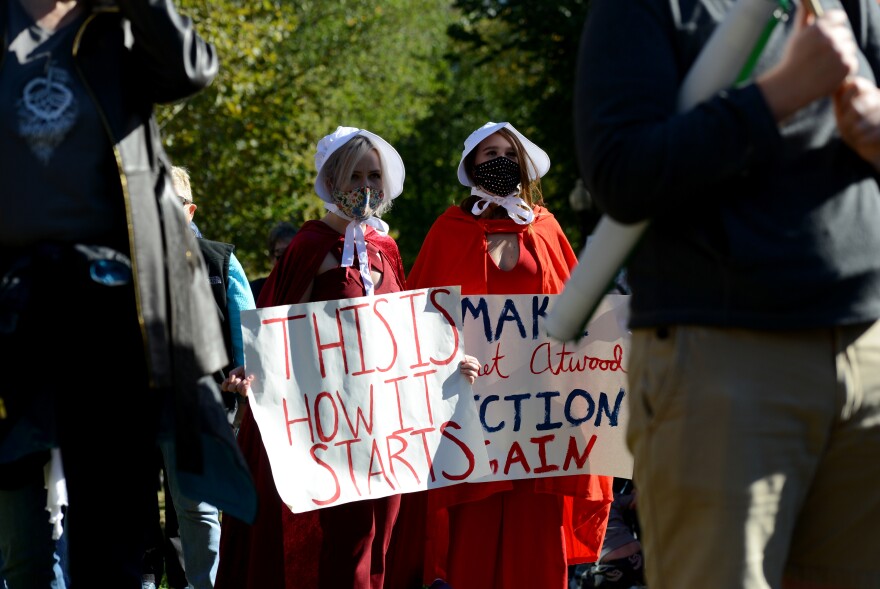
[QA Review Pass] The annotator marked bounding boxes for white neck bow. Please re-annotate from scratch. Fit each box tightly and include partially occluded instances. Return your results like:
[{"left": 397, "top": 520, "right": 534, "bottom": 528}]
[
  {"left": 470, "top": 187, "right": 535, "bottom": 225},
  {"left": 324, "top": 203, "right": 389, "bottom": 296}
]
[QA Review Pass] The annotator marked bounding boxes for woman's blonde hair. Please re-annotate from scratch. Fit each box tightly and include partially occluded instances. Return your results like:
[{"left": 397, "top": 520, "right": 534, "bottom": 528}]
[{"left": 322, "top": 136, "right": 394, "bottom": 216}]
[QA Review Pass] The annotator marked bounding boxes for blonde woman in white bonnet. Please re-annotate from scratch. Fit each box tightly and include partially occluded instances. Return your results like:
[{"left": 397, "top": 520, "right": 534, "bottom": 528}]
[
  {"left": 216, "top": 126, "right": 480, "bottom": 589},
  {"left": 397, "top": 122, "right": 615, "bottom": 589}
]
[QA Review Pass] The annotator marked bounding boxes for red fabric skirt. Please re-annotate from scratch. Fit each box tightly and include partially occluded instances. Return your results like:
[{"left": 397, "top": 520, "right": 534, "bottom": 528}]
[
  {"left": 216, "top": 407, "right": 401, "bottom": 589},
  {"left": 386, "top": 475, "right": 613, "bottom": 589}
]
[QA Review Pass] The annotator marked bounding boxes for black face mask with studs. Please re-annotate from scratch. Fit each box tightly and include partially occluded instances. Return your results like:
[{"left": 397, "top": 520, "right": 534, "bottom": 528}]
[{"left": 472, "top": 156, "right": 522, "bottom": 196}]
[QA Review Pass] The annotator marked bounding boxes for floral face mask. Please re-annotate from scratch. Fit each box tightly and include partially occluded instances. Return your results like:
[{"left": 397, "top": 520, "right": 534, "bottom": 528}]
[{"left": 331, "top": 185, "right": 385, "bottom": 222}]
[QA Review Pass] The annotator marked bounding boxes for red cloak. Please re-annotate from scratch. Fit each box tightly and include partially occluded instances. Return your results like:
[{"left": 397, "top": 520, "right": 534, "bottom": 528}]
[
  {"left": 215, "top": 220, "right": 406, "bottom": 589},
  {"left": 387, "top": 205, "right": 614, "bottom": 588}
]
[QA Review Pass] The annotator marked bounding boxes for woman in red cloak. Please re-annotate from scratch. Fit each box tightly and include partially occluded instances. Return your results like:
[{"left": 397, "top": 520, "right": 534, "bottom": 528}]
[
  {"left": 214, "top": 127, "right": 481, "bottom": 589},
  {"left": 388, "top": 122, "right": 614, "bottom": 589}
]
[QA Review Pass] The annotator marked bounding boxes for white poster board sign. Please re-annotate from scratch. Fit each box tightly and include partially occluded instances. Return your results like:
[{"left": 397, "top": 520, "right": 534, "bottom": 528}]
[
  {"left": 462, "top": 293, "right": 633, "bottom": 481},
  {"left": 240, "top": 286, "right": 491, "bottom": 513}
]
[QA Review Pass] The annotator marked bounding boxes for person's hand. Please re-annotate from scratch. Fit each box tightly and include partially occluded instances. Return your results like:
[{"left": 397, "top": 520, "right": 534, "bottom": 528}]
[
  {"left": 834, "top": 76, "right": 880, "bottom": 171},
  {"left": 459, "top": 355, "right": 480, "bottom": 385},
  {"left": 756, "top": 5, "right": 858, "bottom": 121},
  {"left": 222, "top": 365, "right": 254, "bottom": 398},
  {"left": 620, "top": 488, "right": 638, "bottom": 511}
]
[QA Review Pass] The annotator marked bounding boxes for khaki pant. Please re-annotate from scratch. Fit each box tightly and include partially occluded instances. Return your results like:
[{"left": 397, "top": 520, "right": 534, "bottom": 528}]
[{"left": 627, "top": 323, "right": 880, "bottom": 589}]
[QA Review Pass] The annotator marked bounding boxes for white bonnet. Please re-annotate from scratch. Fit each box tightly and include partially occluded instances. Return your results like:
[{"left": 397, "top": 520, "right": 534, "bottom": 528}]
[
  {"left": 456, "top": 121, "right": 550, "bottom": 187},
  {"left": 314, "top": 126, "right": 405, "bottom": 203}
]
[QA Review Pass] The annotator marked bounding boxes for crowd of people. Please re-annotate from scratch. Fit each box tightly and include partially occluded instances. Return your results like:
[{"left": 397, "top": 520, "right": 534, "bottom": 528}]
[{"left": 4, "top": 0, "right": 880, "bottom": 588}]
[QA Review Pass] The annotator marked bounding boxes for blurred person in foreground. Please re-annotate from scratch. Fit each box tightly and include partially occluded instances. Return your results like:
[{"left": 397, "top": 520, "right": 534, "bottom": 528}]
[
  {"left": 0, "top": 1, "right": 254, "bottom": 586},
  {"left": 576, "top": 1, "right": 880, "bottom": 587}
]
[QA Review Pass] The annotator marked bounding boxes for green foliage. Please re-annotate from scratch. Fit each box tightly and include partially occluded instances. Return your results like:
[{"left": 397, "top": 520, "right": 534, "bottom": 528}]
[
  {"left": 447, "top": 0, "right": 597, "bottom": 245},
  {"left": 159, "top": 0, "right": 596, "bottom": 278},
  {"left": 160, "top": 0, "right": 454, "bottom": 277},
  {"left": 378, "top": 0, "right": 598, "bottom": 269}
]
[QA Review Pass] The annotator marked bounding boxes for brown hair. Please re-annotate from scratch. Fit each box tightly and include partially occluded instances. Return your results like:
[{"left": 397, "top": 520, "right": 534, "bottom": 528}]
[{"left": 266, "top": 221, "right": 298, "bottom": 253}]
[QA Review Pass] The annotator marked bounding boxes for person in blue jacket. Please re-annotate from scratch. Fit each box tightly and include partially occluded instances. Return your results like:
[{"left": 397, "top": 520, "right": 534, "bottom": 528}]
[{"left": 140, "top": 166, "right": 256, "bottom": 589}]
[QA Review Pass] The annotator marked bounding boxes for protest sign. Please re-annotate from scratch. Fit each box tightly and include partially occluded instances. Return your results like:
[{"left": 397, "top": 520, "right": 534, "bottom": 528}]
[
  {"left": 463, "top": 293, "right": 633, "bottom": 481},
  {"left": 240, "top": 286, "right": 491, "bottom": 513}
]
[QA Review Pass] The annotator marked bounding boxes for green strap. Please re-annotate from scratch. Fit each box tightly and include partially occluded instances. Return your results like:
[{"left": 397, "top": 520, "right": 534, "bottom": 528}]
[{"left": 736, "top": 0, "right": 794, "bottom": 84}]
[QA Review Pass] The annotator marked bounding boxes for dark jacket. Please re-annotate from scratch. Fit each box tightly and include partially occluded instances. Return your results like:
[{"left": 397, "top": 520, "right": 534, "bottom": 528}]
[
  {"left": 576, "top": 0, "right": 880, "bottom": 330},
  {"left": 196, "top": 239, "right": 235, "bottom": 376},
  {"left": 0, "top": 0, "right": 254, "bottom": 521},
  {"left": 196, "top": 238, "right": 243, "bottom": 422}
]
